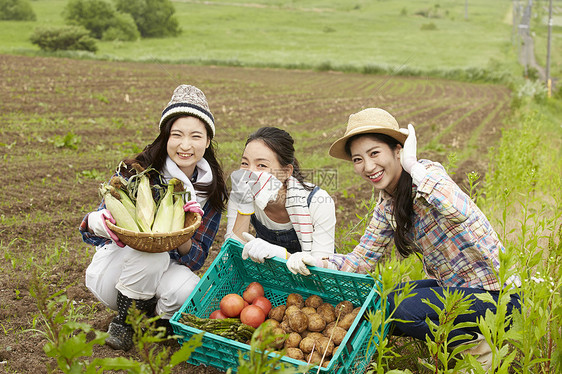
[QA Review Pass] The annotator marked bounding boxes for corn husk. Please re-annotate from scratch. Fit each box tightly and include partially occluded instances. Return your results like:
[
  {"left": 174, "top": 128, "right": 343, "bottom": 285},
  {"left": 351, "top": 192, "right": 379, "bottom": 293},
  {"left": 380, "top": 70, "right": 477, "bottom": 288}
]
[
  {"left": 135, "top": 174, "right": 155, "bottom": 232},
  {"left": 152, "top": 180, "right": 175, "bottom": 233},
  {"left": 101, "top": 186, "right": 139, "bottom": 232}
]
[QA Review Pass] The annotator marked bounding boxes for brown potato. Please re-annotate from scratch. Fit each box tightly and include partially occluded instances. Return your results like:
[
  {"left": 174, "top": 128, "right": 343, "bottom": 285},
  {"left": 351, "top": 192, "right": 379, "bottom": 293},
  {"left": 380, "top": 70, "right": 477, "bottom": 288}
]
[
  {"left": 351, "top": 307, "right": 362, "bottom": 317},
  {"left": 268, "top": 305, "right": 286, "bottom": 322},
  {"left": 284, "top": 332, "right": 302, "bottom": 349},
  {"left": 307, "top": 351, "right": 322, "bottom": 365},
  {"left": 307, "top": 313, "right": 326, "bottom": 332},
  {"left": 288, "top": 311, "right": 309, "bottom": 333},
  {"left": 322, "top": 360, "right": 330, "bottom": 368},
  {"left": 327, "top": 326, "right": 348, "bottom": 345},
  {"left": 323, "top": 321, "right": 336, "bottom": 333},
  {"left": 317, "top": 303, "right": 336, "bottom": 323},
  {"left": 317, "top": 336, "right": 335, "bottom": 357},
  {"left": 300, "top": 330, "right": 310, "bottom": 338},
  {"left": 285, "top": 305, "right": 301, "bottom": 317},
  {"left": 286, "top": 293, "right": 304, "bottom": 308},
  {"left": 339, "top": 313, "right": 356, "bottom": 330},
  {"left": 307, "top": 332, "right": 324, "bottom": 342},
  {"left": 335, "top": 301, "right": 354, "bottom": 318},
  {"left": 305, "top": 294, "right": 323, "bottom": 308},
  {"left": 271, "top": 327, "right": 286, "bottom": 349},
  {"left": 286, "top": 347, "right": 304, "bottom": 361},
  {"left": 299, "top": 336, "right": 317, "bottom": 354},
  {"left": 280, "top": 320, "right": 294, "bottom": 333},
  {"left": 301, "top": 306, "right": 316, "bottom": 315},
  {"left": 263, "top": 319, "right": 280, "bottom": 329}
]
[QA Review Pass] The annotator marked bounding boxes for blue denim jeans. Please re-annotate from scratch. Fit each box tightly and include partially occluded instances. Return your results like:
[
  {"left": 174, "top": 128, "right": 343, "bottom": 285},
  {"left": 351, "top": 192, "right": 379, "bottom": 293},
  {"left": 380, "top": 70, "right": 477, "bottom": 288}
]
[
  {"left": 388, "top": 279, "right": 521, "bottom": 345},
  {"left": 250, "top": 214, "right": 301, "bottom": 254}
]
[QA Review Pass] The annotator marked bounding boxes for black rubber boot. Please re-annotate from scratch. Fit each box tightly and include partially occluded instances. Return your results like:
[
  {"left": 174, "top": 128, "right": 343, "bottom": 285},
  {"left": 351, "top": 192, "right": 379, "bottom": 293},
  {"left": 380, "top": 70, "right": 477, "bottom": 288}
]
[
  {"left": 155, "top": 318, "right": 174, "bottom": 337},
  {"left": 105, "top": 291, "right": 156, "bottom": 351}
]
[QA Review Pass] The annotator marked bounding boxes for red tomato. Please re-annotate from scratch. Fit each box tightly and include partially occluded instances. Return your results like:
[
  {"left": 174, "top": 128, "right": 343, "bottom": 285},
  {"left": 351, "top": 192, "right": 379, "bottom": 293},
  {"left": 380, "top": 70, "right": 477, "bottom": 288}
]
[
  {"left": 219, "top": 294, "right": 245, "bottom": 317},
  {"left": 242, "top": 282, "right": 265, "bottom": 303},
  {"left": 240, "top": 305, "right": 266, "bottom": 328},
  {"left": 252, "top": 296, "right": 272, "bottom": 316},
  {"left": 209, "top": 309, "right": 227, "bottom": 319}
]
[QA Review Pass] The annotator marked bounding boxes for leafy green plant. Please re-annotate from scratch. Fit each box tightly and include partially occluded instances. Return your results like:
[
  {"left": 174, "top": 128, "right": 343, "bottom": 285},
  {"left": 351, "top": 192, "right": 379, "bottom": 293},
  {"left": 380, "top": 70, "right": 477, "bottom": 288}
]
[
  {"left": 50, "top": 131, "right": 82, "bottom": 149},
  {"left": 28, "top": 267, "right": 204, "bottom": 373},
  {"left": 78, "top": 169, "right": 105, "bottom": 181},
  {"left": 366, "top": 253, "right": 425, "bottom": 374},
  {"left": 63, "top": 0, "right": 116, "bottom": 39},
  {"left": 30, "top": 26, "right": 98, "bottom": 52},
  {"left": 420, "top": 289, "right": 477, "bottom": 373},
  {"left": 114, "top": 0, "right": 181, "bottom": 38},
  {"left": 228, "top": 323, "right": 310, "bottom": 374},
  {"left": 0, "top": 0, "right": 36, "bottom": 21}
]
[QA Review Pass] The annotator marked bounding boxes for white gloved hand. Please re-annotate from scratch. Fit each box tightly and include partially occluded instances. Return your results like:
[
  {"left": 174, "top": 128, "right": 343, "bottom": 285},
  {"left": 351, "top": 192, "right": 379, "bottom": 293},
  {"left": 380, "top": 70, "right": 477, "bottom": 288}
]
[
  {"left": 399, "top": 124, "right": 418, "bottom": 174},
  {"left": 230, "top": 170, "right": 282, "bottom": 215},
  {"left": 286, "top": 252, "right": 322, "bottom": 276},
  {"left": 241, "top": 232, "right": 287, "bottom": 263},
  {"left": 87, "top": 209, "right": 125, "bottom": 247}
]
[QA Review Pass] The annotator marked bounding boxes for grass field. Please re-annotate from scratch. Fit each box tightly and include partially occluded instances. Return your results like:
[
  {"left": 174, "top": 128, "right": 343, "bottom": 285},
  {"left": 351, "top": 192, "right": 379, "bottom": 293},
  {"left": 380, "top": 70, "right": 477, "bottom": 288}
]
[{"left": 0, "top": 0, "right": 521, "bottom": 75}]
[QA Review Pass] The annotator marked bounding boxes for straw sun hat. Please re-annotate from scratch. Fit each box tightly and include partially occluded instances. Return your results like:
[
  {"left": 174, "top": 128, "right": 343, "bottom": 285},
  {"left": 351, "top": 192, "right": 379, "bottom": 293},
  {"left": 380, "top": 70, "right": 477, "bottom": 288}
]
[{"left": 329, "top": 108, "right": 410, "bottom": 161}]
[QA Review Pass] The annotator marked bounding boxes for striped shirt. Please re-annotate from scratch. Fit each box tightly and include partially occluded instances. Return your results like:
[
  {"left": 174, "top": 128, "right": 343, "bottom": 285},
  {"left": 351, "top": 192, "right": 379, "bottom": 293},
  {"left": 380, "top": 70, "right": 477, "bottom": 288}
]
[{"left": 327, "top": 160, "right": 505, "bottom": 291}]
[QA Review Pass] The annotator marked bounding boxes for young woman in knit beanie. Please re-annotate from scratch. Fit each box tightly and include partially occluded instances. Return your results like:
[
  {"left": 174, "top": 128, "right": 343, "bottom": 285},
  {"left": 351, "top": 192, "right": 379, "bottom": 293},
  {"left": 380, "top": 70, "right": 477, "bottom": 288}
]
[
  {"left": 225, "top": 126, "right": 336, "bottom": 276},
  {"left": 79, "top": 84, "right": 227, "bottom": 351},
  {"left": 304, "top": 108, "right": 522, "bottom": 370}
]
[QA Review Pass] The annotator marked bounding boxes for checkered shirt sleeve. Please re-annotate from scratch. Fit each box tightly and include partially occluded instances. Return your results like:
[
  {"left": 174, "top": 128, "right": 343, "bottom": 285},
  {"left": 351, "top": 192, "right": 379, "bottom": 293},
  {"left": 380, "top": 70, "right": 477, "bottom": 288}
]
[{"left": 326, "top": 202, "right": 394, "bottom": 273}]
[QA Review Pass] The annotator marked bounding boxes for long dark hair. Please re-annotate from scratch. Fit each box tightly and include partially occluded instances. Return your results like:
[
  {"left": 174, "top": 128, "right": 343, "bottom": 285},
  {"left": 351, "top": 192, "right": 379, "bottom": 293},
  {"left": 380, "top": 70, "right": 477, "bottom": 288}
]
[
  {"left": 345, "top": 133, "right": 416, "bottom": 257},
  {"left": 121, "top": 116, "right": 228, "bottom": 212},
  {"left": 246, "top": 127, "right": 313, "bottom": 191}
]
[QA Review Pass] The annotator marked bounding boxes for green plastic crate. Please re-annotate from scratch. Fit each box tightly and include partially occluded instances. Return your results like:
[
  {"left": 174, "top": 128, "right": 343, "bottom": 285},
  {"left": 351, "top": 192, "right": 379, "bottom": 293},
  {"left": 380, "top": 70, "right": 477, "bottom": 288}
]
[{"left": 170, "top": 239, "right": 388, "bottom": 373}]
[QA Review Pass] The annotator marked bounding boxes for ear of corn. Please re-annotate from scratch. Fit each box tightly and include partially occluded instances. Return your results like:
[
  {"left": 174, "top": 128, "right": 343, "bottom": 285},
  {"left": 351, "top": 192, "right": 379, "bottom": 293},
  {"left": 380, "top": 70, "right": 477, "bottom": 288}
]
[
  {"left": 152, "top": 181, "right": 175, "bottom": 233},
  {"left": 103, "top": 191, "right": 140, "bottom": 232},
  {"left": 171, "top": 195, "right": 186, "bottom": 232},
  {"left": 136, "top": 174, "right": 155, "bottom": 233},
  {"left": 116, "top": 188, "right": 137, "bottom": 219}
]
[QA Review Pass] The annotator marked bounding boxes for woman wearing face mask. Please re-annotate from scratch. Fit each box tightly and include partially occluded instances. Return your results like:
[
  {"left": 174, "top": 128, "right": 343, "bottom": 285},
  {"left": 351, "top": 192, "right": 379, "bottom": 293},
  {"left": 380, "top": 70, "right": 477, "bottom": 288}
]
[
  {"left": 79, "top": 85, "right": 228, "bottom": 351},
  {"left": 315, "top": 108, "right": 521, "bottom": 370},
  {"left": 226, "top": 127, "right": 336, "bottom": 276}
]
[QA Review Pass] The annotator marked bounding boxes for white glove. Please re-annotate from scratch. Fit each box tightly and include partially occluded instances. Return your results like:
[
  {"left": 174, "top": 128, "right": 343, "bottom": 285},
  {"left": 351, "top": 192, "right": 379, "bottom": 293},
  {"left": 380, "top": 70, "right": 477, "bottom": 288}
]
[
  {"left": 87, "top": 209, "right": 125, "bottom": 247},
  {"left": 286, "top": 252, "right": 322, "bottom": 276},
  {"left": 241, "top": 232, "right": 287, "bottom": 263},
  {"left": 230, "top": 170, "right": 282, "bottom": 215},
  {"left": 400, "top": 124, "right": 418, "bottom": 174}
]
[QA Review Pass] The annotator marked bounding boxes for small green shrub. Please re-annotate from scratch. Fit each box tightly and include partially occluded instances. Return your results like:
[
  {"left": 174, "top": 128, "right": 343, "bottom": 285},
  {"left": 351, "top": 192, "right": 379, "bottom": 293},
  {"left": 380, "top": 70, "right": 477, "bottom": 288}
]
[
  {"left": 420, "top": 22, "right": 437, "bottom": 31},
  {"left": 30, "top": 26, "right": 98, "bottom": 52},
  {"left": 0, "top": 0, "right": 36, "bottom": 21},
  {"left": 101, "top": 12, "right": 139, "bottom": 41},
  {"left": 63, "top": 0, "right": 116, "bottom": 39},
  {"left": 114, "top": 0, "right": 181, "bottom": 38}
]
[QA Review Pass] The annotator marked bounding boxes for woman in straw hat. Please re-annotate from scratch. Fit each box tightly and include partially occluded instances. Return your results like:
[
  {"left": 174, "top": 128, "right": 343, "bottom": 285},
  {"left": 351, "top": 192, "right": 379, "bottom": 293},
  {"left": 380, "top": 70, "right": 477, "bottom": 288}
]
[
  {"left": 319, "top": 108, "right": 521, "bottom": 369},
  {"left": 79, "top": 84, "right": 228, "bottom": 351},
  {"left": 226, "top": 126, "right": 336, "bottom": 276}
]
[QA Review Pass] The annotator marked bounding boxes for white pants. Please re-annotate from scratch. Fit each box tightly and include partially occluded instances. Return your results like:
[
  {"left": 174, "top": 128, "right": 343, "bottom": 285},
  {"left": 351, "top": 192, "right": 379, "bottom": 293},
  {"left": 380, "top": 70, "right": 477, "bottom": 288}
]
[{"left": 85, "top": 243, "right": 200, "bottom": 319}]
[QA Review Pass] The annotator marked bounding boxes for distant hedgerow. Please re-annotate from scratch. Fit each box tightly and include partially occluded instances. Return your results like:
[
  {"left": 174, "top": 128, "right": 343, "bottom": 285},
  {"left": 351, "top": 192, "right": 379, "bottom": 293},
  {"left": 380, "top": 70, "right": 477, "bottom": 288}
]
[
  {"left": 30, "top": 26, "right": 98, "bottom": 52},
  {"left": 0, "top": 0, "right": 36, "bottom": 21}
]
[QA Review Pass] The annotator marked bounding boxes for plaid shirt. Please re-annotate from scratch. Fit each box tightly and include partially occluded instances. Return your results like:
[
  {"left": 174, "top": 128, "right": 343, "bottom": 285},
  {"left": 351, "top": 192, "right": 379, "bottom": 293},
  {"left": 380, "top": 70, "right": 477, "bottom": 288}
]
[
  {"left": 327, "top": 160, "right": 504, "bottom": 291},
  {"left": 79, "top": 180, "right": 221, "bottom": 272}
]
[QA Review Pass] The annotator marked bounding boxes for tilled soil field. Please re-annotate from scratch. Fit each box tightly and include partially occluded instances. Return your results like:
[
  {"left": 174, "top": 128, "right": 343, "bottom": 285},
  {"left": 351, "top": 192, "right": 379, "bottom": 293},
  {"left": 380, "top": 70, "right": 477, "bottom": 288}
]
[{"left": 0, "top": 55, "right": 511, "bottom": 373}]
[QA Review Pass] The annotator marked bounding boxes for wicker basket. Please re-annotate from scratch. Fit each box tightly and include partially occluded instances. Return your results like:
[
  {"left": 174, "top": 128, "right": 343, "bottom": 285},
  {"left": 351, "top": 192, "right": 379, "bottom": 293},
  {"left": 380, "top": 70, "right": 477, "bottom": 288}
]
[{"left": 105, "top": 211, "right": 201, "bottom": 253}]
